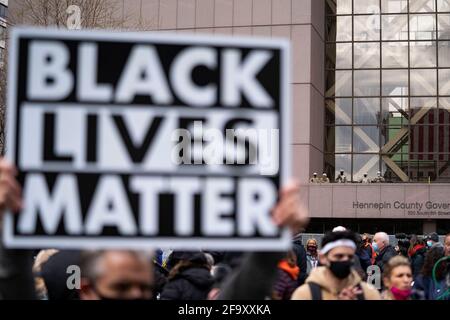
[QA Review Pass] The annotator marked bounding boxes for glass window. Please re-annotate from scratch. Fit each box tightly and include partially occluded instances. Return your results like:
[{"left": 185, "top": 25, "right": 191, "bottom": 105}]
[
  {"left": 410, "top": 97, "right": 437, "bottom": 121},
  {"left": 409, "top": 0, "right": 436, "bottom": 12},
  {"left": 354, "top": 70, "right": 380, "bottom": 96},
  {"left": 382, "top": 42, "right": 409, "bottom": 68},
  {"left": 354, "top": 0, "right": 379, "bottom": 14},
  {"left": 354, "top": 98, "right": 380, "bottom": 125},
  {"left": 382, "top": 0, "right": 408, "bottom": 13},
  {"left": 441, "top": 97, "right": 450, "bottom": 111},
  {"left": 354, "top": 15, "right": 380, "bottom": 41},
  {"left": 439, "top": 69, "right": 450, "bottom": 95},
  {"left": 409, "top": 14, "right": 436, "bottom": 40},
  {"left": 438, "top": 0, "right": 450, "bottom": 11},
  {"left": 409, "top": 125, "right": 440, "bottom": 157},
  {"left": 410, "top": 41, "right": 437, "bottom": 67},
  {"left": 336, "top": 126, "right": 352, "bottom": 152},
  {"left": 336, "top": 16, "right": 353, "bottom": 41},
  {"left": 352, "top": 154, "right": 380, "bottom": 180},
  {"left": 0, "top": 4, "right": 7, "bottom": 19},
  {"left": 410, "top": 69, "right": 437, "bottom": 96},
  {"left": 439, "top": 41, "right": 450, "bottom": 67},
  {"left": 382, "top": 97, "right": 409, "bottom": 125},
  {"left": 326, "top": 98, "right": 353, "bottom": 125},
  {"left": 328, "top": 70, "right": 353, "bottom": 97},
  {"left": 328, "top": 43, "right": 353, "bottom": 69},
  {"left": 382, "top": 70, "right": 409, "bottom": 96},
  {"left": 354, "top": 42, "right": 379, "bottom": 68},
  {"left": 438, "top": 14, "right": 450, "bottom": 39},
  {"left": 334, "top": 154, "right": 352, "bottom": 180},
  {"left": 353, "top": 126, "right": 380, "bottom": 152},
  {"left": 437, "top": 125, "right": 450, "bottom": 153},
  {"left": 336, "top": 0, "right": 353, "bottom": 15},
  {"left": 382, "top": 15, "right": 408, "bottom": 40}
]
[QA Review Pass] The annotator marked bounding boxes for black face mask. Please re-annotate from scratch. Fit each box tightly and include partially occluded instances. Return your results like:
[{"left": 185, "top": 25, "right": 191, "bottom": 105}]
[{"left": 328, "top": 260, "right": 353, "bottom": 279}]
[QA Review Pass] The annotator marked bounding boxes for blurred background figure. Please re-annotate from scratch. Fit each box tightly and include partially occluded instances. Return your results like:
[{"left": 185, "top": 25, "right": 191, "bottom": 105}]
[
  {"left": 79, "top": 250, "right": 153, "bottom": 300},
  {"left": 40, "top": 250, "right": 81, "bottom": 300},
  {"left": 425, "top": 233, "right": 441, "bottom": 248},
  {"left": 354, "top": 233, "right": 371, "bottom": 280},
  {"left": 381, "top": 256, "right": 423, "bottom": 300},
  {"left": 310, "top": 172, "right": 319, "bottom": 183},
  {"left": 358, "top": 173, "right": 371, "bottom": 183},
  {"left": 445, "top": 233, "right": 450, "bottom": 257},
  {"left": 372, "top": 171, "right": 385, "bottom": 183},
  {"left": 320, "top": 173, "right": 330, "bottom": 183},
  {"left": 160, "top": 251, "right": 213, "bottom": 300},
  {"left": 395, "top": 233, "right": 411, "bottom": 257},
  {"left": 335, "top": 169, "right": 347, "bottom": 183},
  {"left": 152, "top": 249, "right": 169, "bottom": 300},
  {"left": 207, "top": 263, "right": 232, "bottom": 300},
  {"left": 292, "top": 231, "right": 308, "bottom": 287},
  {"left": 305, "top": 239, "right": 319, "bottom": 275},
  {"left": 408, "top": 235, "right": 427, "bottom": 280},
  {"left": 332, "top": 226, "right": 346, "bottom": 232},
  {"left": 413, "top": 246, "right": 449, "bottom": 300},
  {"left": 361, "top": 233, "right": 376, "bottom": 265},
  {"left": 271, "top": 250, "right": 299, "bottom": 300},
  {"left": 32, "top": 249, "right": 58, "bottom": 300}
]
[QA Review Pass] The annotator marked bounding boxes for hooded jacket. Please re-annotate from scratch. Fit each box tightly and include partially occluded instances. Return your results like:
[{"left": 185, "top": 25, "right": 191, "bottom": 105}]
[
  {"left": 290, "top": 266, "right": 381, "bottom": 300},
  {"left": 160, "top": 267, "right": 214, "bottom": 300}
]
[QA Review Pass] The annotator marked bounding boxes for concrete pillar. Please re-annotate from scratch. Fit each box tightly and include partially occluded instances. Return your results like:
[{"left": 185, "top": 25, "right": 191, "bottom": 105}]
[{"left": 423, "top": 220, "right": 436, "bottom": 234}]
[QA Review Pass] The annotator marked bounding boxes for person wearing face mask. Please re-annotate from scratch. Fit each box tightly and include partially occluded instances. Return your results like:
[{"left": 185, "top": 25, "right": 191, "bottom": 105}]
[
  {"left": 381, "top": 255, "right": 424, "bottom": 300},
  {"left": 78, "top": 250, "right": 154, "bottom": 300},
  {"left": 305, "top": 239, "right": 319, "bottom": 275},
  {"left": 373, "top": 232, "right": 398, "bottom": 273},
  {"left": 291, "top": 231, "right": 381, "bottom": 300},
  {"left": 425, "top": 232, "right": 440, "bottom": 248}
]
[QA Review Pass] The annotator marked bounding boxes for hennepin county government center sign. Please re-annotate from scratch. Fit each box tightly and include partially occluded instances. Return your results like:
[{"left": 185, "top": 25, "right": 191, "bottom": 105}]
[{"left": 353, "top": 201, "right": 450, "bottom": 217}]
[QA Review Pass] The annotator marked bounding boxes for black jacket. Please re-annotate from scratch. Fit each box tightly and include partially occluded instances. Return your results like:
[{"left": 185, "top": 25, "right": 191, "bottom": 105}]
[
  {"left": 218, "top": 252, "right": 284, "bottom": 300},
  {"left": 160, "top": 267, "right": 214, "bottom": 300},
  {"left": 410, "top": 246, "right": 427, "bottom": 279},
  {"left": 292, "top": 236, "right": 307, "bottom": 286},
  {"left": 0, "top": 236, "right": 35, "bottom": 300},
  {"left": 375, "top": 245, "right": 398, "bottom": 272}
]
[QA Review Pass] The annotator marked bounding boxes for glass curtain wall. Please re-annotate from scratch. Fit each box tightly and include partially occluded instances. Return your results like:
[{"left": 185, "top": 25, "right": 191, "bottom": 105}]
[{"left": 325, "top": 0, "right": 450, "bottom": 182}]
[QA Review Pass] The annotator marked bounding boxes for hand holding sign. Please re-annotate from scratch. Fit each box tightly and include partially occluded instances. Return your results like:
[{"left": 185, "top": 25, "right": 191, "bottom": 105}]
[
  {"left": 272, "top": 181, "right": 309, "bottom": 234},
  {"left": 0, "top": 158, "right": 22, "bottom": 214}
]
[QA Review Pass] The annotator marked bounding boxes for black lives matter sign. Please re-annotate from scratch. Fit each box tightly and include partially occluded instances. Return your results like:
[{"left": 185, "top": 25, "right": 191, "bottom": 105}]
[{"left": 4, "top": 28, "right": 291, "bottom": 250}]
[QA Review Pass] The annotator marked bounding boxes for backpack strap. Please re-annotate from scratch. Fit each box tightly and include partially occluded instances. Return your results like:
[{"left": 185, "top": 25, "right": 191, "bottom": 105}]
[{"left": 308, "top": 282, "right": 323, "bottom": 300}]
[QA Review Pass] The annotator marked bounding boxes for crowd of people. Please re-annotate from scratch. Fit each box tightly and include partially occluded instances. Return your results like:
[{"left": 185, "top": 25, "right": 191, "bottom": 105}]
[{"left": 0, "top": 158, "right": 449, "bottom": 300}]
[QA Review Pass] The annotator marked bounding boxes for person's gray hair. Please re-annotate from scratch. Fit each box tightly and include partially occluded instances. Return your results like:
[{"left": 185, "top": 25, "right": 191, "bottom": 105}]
[
  {"left": 375, "top": 232, "right": 389, "bottom": 245},
  {"left": 80, "top": 250, "right": 153, "bottom": 282}
]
